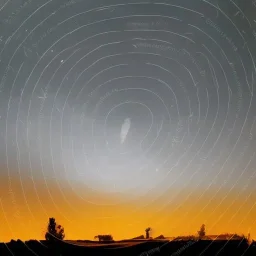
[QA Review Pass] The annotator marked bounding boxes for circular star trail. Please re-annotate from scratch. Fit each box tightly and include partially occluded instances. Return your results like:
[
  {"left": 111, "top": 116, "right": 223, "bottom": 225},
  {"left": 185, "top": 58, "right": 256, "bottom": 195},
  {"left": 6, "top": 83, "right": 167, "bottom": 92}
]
[{"left": 0, "top": 0, "right": 256, "bottom": 251}]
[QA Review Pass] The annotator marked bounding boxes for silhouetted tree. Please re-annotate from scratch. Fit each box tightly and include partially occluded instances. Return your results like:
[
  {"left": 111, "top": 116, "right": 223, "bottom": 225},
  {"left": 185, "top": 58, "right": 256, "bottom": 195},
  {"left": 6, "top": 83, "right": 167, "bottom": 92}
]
[
  {"left": 198, "top": 224, "right": 206, "bottom": 239},
  {"left": 145, "top": 227, "right": 151, "bottom": 239},
  {"left": 45, "top": 217, "right": 65, "bottom": 241},
  {"left": 94, "top": 235, "right": 113, "bottom": 241}
]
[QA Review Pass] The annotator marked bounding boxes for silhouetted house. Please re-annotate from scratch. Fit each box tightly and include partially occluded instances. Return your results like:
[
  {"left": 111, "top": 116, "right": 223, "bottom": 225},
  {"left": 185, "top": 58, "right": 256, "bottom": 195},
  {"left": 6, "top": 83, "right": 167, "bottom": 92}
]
[{"left": 94, "top": 235, "right": 113, "bottom": 242}]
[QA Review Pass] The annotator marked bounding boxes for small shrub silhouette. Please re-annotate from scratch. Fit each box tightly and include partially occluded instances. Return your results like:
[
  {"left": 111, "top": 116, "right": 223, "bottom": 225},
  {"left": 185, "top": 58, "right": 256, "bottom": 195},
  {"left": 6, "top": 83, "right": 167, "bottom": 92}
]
[
  {"left": 198, "top": 224, "right": 206, "bottom": 239},
  {"left": 145, "top": 227, "right": 151, "bottom": 239},
  {"left": 45, "top": 217, "right": 65, "bottom": 241}
]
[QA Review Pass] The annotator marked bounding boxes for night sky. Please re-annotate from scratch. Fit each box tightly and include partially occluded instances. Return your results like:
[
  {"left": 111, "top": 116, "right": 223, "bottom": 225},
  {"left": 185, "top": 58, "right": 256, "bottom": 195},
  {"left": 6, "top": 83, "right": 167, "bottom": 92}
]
[{"left": 0, "top": 0, "right": 256, "bottom": 242}]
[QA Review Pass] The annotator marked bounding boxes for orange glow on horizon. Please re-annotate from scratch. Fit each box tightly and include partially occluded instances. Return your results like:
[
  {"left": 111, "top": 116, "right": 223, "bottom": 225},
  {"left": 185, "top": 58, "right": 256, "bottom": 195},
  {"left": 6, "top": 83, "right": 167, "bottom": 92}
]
[{"left": 0, "top": 172, "right": 255, "bottom": 243}]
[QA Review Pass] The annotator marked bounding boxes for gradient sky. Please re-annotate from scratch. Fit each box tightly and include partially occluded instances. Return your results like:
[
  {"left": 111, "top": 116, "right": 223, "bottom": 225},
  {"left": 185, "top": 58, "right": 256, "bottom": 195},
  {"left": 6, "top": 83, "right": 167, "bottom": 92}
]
[{"left": 0, "top": 0, "right": 256, "bottom": 242}]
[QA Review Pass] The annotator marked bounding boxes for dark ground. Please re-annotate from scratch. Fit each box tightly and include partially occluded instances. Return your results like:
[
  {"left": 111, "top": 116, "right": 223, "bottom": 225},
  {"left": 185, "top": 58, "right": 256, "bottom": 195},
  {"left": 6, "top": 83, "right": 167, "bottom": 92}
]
[{"left": 0, "top": 239, "right": 256, "bottom": 255}]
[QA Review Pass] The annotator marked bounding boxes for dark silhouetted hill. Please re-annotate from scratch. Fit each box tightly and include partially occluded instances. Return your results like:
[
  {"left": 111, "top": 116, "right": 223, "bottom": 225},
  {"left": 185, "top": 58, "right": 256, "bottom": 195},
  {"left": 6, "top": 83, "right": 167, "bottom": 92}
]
[
  {"left": 131, "top": 235, "right": 145, "bottom": 239},
  {"left": 154, "top": 235, "right": 165, "bottom": 239},
  {"left": 1, "top": 238, "right": 256, "bottom": 255}
]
